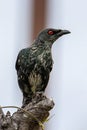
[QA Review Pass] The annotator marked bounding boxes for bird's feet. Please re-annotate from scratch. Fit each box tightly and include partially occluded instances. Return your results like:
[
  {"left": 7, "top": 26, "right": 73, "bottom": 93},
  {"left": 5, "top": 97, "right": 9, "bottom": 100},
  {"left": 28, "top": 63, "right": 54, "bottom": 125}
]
[
  {"left": 22, "top": 96, "right": 32, "bottom": 108},
  {"left": 22, "top": 92, "right": 46, "bottom": 107},
  {"left": 32, "top": 91, "right": 46, "bottom": 104}
]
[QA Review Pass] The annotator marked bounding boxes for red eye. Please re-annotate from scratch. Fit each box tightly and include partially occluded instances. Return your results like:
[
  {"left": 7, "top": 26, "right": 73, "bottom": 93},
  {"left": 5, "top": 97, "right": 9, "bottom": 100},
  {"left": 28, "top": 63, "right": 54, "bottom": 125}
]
[{"left": 48, "top": 30, "right": 54, "bottom": 35}]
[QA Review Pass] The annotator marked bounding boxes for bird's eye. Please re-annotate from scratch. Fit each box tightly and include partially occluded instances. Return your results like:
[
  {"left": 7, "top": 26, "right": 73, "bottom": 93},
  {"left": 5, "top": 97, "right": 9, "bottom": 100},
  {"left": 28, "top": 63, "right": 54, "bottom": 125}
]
[{"left": 48, "top": 30, "right": 54, "bottom": 35}]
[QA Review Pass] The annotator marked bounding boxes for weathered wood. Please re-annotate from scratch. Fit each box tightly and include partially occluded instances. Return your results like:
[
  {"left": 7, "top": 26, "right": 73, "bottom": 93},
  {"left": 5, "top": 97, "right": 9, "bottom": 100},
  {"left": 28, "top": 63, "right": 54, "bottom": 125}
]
[{"left": 0, "top": 93, "right": 54, "bottom": 130}]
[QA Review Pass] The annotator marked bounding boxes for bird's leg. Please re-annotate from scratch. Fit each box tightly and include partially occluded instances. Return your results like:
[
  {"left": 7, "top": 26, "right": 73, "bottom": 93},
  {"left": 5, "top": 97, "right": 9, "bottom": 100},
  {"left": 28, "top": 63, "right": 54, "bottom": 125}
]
[
  {"left": 32, "top": 91, "right": 46, "bottom": 104},
  {"left": 22, "top": 94, "right": 32, "bottom": 108}
]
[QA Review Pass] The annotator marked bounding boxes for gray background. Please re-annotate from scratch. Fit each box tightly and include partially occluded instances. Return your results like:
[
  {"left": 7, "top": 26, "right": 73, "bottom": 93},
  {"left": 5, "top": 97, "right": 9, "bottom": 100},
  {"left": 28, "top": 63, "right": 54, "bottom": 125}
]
[{"left": 0, "top": 0, "right": 87, "bottom": 130}]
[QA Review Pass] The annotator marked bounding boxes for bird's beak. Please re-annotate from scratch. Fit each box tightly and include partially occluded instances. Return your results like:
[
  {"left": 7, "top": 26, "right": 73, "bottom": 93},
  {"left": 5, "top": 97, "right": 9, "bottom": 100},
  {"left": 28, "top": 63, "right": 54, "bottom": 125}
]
[
  {"left": 50, "top": 29, "right": 71, "bottom": 42},
  {"left": 57, "top": 30, "right": 71, "bottom": 37},
  {"left": 61, "top": 30, "right": 71, "bottom": 35}
]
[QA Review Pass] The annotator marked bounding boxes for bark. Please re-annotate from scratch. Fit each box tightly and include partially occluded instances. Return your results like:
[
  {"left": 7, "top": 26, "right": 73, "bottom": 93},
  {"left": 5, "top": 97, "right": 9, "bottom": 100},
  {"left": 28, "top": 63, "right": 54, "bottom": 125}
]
[{"left": 0, "top": 93, "right": 54, "bottom": 130}]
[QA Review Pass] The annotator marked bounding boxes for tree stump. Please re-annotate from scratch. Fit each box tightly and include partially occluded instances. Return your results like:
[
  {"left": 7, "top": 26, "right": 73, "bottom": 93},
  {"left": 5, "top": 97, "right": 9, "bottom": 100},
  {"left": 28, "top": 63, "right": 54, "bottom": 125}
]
[{"left": 0, "top": 93, "right": 54, "bottom": 130}]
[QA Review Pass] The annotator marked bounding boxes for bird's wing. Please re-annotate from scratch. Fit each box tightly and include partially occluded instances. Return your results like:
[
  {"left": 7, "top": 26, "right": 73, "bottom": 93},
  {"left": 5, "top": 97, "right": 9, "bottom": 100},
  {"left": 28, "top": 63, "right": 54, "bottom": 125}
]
[
  {"left": 15, "top": 48, "right": 27, "bottom": 71},
  {"left": 15, "top": 47, "right": 38, "bottom": 73}
]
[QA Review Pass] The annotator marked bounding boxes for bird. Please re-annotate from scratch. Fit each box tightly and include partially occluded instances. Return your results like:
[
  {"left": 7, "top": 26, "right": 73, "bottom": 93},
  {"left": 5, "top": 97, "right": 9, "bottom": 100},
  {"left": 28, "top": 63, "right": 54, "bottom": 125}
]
[{"left": 15, "top": 28, "right": 70, "bottom": 105}]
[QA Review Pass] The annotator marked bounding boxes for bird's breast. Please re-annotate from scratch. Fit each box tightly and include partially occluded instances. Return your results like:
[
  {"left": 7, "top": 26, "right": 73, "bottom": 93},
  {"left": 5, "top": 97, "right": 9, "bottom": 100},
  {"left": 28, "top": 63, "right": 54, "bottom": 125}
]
[
  {"left": 37, "top": 50, "right": 53, "bottom": 71},
  {"left": 28, "top": 71, "right": 42, "bottom": 93}
]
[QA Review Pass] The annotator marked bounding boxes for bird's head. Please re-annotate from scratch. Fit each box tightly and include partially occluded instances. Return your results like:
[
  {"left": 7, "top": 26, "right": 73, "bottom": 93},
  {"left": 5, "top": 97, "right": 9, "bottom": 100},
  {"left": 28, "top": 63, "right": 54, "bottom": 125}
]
[{"left": 36, "top": 28, "right": 70, "bottom": 46}]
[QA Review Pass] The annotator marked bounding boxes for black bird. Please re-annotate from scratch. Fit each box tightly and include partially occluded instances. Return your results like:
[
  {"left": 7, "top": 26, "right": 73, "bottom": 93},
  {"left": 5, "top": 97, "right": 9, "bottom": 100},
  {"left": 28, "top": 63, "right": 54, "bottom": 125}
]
[{"left": 15, "top": 28, "right": 70, "bottom": 104}]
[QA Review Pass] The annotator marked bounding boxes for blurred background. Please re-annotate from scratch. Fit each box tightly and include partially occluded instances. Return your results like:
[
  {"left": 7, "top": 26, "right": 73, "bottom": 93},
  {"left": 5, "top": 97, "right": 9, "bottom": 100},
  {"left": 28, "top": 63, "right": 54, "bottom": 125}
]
[{"left": 0, "top": 0, "right": 87, "bottom": 130}]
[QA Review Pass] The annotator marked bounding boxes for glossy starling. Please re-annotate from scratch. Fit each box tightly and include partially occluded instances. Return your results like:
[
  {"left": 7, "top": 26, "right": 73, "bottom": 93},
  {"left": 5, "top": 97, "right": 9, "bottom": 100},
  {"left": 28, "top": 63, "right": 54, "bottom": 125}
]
[{"left": 15, "top": 28, "right": 70, "bottom": 103}]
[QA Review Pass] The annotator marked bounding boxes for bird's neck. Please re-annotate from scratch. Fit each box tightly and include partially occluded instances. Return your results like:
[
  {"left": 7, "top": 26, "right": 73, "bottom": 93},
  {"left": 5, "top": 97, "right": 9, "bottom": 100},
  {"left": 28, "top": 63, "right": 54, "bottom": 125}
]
[
  {"left": 34, "top": 37, "right": 44, "bottom": 44},
  {"left": 34, "top": 38, "right": 53, "bottom": 48}
]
